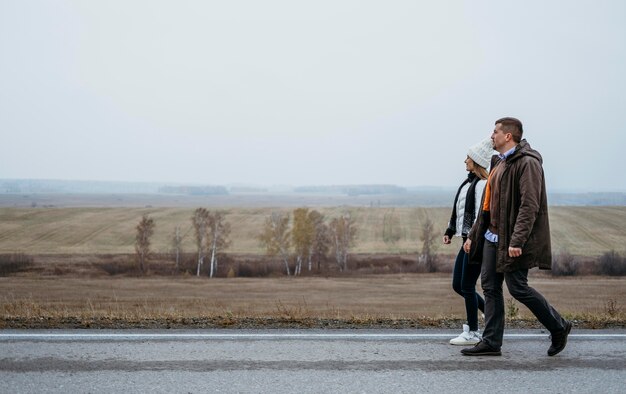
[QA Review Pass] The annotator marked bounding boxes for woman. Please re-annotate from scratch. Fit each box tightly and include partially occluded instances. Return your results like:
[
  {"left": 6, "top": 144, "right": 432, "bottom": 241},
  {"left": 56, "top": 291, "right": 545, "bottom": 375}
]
[{"left": 443, "top": 138, "right": 494, "bottom": 345}]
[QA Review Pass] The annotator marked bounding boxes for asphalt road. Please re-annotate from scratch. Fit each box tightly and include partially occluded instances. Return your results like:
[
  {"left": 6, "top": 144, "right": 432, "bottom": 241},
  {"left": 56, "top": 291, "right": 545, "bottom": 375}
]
[{"left": 1, "top": 329, "right": 625, "bottom": 393}]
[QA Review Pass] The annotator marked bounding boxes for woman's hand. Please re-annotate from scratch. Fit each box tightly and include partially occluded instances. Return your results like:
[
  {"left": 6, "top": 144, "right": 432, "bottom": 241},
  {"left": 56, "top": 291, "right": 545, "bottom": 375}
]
[{"left": 463, "top": 239, "right": 472, "bottom": 253}]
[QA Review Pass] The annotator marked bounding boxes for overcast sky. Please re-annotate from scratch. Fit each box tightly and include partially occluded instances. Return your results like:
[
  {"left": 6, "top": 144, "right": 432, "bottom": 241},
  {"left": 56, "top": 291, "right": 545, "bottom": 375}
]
[{"left": 1, "top": 0, "right": 624, "bottom": 191}]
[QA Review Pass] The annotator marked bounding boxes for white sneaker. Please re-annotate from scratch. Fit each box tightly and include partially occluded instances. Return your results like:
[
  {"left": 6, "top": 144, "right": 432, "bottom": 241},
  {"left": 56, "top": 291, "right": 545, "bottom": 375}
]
[{"left": 449, "top": 324, "right": 482, "bottom": 346}]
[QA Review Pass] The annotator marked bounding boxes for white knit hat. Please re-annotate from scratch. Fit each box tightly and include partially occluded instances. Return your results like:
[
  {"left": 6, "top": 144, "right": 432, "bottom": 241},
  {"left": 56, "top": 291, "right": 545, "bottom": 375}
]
[{"left": 468, "top": 138, "right": 496, "bottom": 170}]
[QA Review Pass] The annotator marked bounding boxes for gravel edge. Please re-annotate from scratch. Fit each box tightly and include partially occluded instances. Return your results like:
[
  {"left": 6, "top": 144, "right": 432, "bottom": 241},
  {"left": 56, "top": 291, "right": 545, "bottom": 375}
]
[{"left": 2, "top": 317, "right": 624, "bottom": 330}]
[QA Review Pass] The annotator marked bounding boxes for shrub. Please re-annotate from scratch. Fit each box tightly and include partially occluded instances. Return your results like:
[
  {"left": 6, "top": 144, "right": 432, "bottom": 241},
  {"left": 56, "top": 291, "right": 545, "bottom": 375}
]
[
  {"left": 416, "top": 253, "right": 440, "bottom": 273},
  {"left": 0, "top": 253, "right": 34, "bottom": 276},
  {"left": 597, "top": 250, "right": 626, "bottom": 276},
  {"left": 235, "top": 260, "right": 286, "bottom": 277},
  {"left": 552, "top": 249, "right": 578, "bottom": 276},
  {"left": 506, "top": 298, "right": 519, "bottom": 321},
  {"left": 97, "top": 259, "right": 137, "bottom": 276},
  {"left": 605, "top": 298, "right": 620, "bottom": 317}
]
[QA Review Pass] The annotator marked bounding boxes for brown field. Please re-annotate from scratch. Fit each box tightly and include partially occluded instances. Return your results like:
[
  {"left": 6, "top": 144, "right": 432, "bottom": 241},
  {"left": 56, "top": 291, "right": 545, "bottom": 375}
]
[
  {"left": 1, "top": 274, "right": 625, "bottom": 328},
  {"left": 0, "top": 206, "right": 624, "bottom": 256},
  {"left": 1, "top": 205, "right": 624, "bottom": 328}
]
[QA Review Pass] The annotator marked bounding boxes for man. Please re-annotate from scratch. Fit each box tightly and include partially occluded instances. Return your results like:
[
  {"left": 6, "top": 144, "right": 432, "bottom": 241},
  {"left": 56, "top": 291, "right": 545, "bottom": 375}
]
[{"left": 461, "top": 117, "right": 571, "bottom": 357}]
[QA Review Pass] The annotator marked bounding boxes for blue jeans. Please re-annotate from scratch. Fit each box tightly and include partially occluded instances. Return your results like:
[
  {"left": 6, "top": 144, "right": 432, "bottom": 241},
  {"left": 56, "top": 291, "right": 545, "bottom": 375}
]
[{"left": 452, "top": 245, "right": 485, "bottom": 331}]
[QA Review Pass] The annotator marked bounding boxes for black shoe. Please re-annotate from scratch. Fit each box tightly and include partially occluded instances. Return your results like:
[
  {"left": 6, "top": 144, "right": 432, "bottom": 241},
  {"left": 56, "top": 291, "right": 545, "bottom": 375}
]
[
  {"left": 547, "top": 321, "right": 572, "bottom": 356},
  {"left": 461, "top": 341, "right": 501, "bottom": 356}
]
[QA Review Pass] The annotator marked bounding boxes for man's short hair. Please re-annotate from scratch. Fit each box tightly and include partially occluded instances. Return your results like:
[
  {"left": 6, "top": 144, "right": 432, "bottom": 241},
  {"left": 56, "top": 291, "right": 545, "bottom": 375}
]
[{"left": 495, "top": 117, "right": 523, "bottom": 143}]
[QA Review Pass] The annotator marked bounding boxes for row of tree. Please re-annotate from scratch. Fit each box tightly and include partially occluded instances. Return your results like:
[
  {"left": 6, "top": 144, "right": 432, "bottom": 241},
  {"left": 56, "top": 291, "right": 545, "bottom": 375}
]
[
  {"left": 257, "top": 208, "right": 356, "bottom": 276},
  {"left": 134, "top": 208, "right": 358, "bottom": 276},
  {"left": 135, "top": 208, "right": 231, "bottom": 277}
]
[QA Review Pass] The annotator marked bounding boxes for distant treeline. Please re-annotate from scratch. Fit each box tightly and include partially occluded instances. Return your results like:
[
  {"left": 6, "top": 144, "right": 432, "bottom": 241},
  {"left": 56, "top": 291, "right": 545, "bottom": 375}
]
[
  {"left": 0, "top": 179, "right": 162, "bottom": 194},
  {"left": 2, "top": 179, "right": 625, "bottom": 206},
  {"left": 229, "top": 186, "right": 269, "bottom": 193},
  {"left": 549, "top": 193, "right": 626, "bottom": 206},
  {"left": 158, "top": 186, "right": 228, "bottom": 196},
  {"left": 294, "top": 184, "right": 408, "bottom": 196}
]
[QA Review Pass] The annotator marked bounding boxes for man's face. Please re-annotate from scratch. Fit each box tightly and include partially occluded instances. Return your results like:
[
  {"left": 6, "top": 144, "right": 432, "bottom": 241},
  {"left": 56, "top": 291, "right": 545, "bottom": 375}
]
[{"left": 491, "top": 123, "right": 510, "bottom": 153}]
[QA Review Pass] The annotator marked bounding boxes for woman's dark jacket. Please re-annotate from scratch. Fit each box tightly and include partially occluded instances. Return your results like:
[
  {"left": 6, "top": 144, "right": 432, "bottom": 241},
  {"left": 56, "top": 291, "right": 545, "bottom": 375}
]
[{"left": 467, "top": 139, "right": 552, "bottom": 272}]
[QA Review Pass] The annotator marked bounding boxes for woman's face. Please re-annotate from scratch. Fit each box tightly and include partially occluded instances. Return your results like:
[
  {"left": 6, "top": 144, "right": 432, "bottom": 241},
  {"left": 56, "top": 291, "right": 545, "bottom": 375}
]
[{"left": 465, "top": 156, "right": 475, "bottom": 172}]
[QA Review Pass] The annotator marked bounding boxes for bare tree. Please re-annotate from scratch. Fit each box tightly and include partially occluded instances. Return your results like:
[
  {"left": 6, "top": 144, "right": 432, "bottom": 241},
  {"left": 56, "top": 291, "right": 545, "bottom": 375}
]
[
  {"left": 329, "top": 213, "right": 356, "bottom": 272},
  {"left": 207, "top": 211, "right": 231, "bottom": 278},
  {"left": 418, "top": 217, "right": 438, "bottom": 272},
  {"left": 135, "top": 214, "right": 155, "bottom": 274},
  {"left": 292, "top": 208, "right": 314, "bottom": 276},
  {"left": 309, "top": 210, "right": 330, "bottom": 272},
  {"left": 258, "top": 212, "right": 292, "bottom": 276},
  {"left": 192, "top": 208, "right": 210, "bottom": 277},
  {"left": 171, "top": 225, "right": 183, "bottom": 273}
]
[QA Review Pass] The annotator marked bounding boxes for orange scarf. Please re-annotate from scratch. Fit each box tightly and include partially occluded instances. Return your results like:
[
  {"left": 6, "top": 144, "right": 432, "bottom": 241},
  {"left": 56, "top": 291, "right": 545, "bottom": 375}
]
[{"left": 482, "top": 171, "right": 493, "bottom": 212}]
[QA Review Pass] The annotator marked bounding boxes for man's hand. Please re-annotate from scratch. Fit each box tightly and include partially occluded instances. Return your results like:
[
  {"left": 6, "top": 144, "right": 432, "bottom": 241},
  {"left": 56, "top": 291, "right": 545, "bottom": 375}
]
[
  {"left": 508, "top": 247, "right": 522, "bottom": 257},
  {"left": 443, "top": 235, "right": 451, "bottom": 245},
  {"left": 463, "top": 239, "right": 472, "bottom": 253}
]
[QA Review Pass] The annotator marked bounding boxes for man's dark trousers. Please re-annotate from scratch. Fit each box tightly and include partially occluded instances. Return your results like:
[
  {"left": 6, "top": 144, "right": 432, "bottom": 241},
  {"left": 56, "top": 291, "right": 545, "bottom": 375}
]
[{"left": 481, "top": 240, "right": 569, "bottom": 349}]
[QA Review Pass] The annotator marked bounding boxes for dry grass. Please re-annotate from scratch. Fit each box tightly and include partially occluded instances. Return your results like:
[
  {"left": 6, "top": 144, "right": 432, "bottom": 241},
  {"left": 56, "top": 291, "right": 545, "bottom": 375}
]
[
  {"left": 1, "top": 206, "right": 625, "bottom": 256},
  {"left": 1, "top": 274, "right": 625, "bottom": 328}
]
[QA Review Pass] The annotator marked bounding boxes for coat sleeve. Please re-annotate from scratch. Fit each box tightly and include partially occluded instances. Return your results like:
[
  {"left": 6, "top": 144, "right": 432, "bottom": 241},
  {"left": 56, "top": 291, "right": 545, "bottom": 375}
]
[
  {"left": 474, "top": 180, "right": 486, "bottom": 221},
  {"left": 510, "top": 157, "right": 542, "bottom": 248},
  {"left": 467, "top": 181, "right": 486, "bottom": 242}
]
